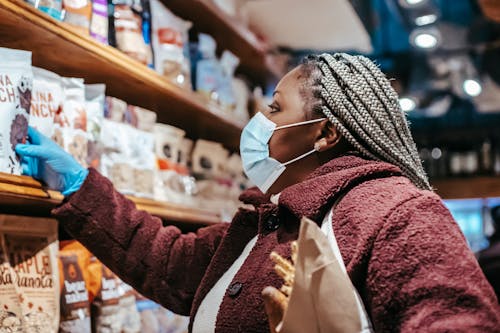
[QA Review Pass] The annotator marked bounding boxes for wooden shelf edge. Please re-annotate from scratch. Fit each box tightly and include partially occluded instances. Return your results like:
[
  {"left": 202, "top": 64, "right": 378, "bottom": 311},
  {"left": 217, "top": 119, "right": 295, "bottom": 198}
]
[
  {"left": 432, "top": 176, "right": 500, "bottom": 199},
  {"left": 0, "top": 173, "right": 221, "bottom": 226}
]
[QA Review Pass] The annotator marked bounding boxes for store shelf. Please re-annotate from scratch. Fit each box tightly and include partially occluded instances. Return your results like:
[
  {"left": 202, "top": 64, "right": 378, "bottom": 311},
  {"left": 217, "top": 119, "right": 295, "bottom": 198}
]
[
  {"left": 165, "top": 0, "right": 286, "bottom": 83},
  {"left": 0, "top": 0, "right": 243, "bottom": 150},
  {"left": 0, "top": 172, "right": 222, "bottom": 227},
  {"left": 432, "top": 176, "right": 500, "bottom": 199}
]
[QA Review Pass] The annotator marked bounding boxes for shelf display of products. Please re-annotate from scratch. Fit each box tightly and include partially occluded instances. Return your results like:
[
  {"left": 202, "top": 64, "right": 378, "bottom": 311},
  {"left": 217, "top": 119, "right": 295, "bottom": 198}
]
[
  {"left": 0, "top": 45, "right": 248, "bottom": 221},
  {"left": 0, "top": 216, "right": 188, "bottom": 333}
]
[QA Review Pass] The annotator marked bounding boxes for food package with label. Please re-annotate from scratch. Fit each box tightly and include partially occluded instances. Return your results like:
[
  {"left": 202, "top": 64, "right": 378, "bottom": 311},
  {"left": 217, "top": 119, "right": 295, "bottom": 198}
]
[
  {"left": 112, "top": 0, "right": 151, "bottom": 65},
  {"left": 26, "top": 0, "right": 63, "bottom": 20},
  {"left": 100, "top": 120, "right": 149, "bottom": 195},
  {"left": 85, "top": 84, "right": 106, "bottom": 169},
  {"left": 0, "top": 47, "right": 32, "bottom": 175},
  {"left": 58, "top": 240, "right": 92, "bottom": 333},
  {"left": 191, "top": 139, "right": 228, "bottom": 178},
  {"left": 53, "top": 77, "right": 89, "bottom": 168},
  {"left": 218, "top": 50, "right": 239, "bottom": 114},
  {"left": 154, "top": 123, "right": 185, "bottom": 166},
  {"left": 177, "top": 138, "right": 193, "bottom": 168},
  {"left": 29, "top": 67, "right": 64, "bottom": 139},
  {"left": 151, "top": 0, "right": 192, "bottom": 90},
  {"left": 87, "top": 257, "right": 140, "bottom": 333},
  {"left": 0, "top": 215, "right": 59, "bottom": 333},
  {"left": 62, "top": 0, "right": 92, "bottom": 35},
  {"left": 130, "top": 126, "right": 156, "bottom": 198},
  {"left": 194, "top": 34, "right": 221, "bottom": 104},
  {"left": 90, "top": 0, "right": 109, "bottom": 44},
  {"left": 104, "top": 96, "right": 127, "bottom": 123}
]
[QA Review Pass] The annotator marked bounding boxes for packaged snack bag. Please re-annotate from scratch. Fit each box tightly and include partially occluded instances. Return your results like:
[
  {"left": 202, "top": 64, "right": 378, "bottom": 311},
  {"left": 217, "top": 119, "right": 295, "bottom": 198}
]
[
  {"left": 54, "top": 77, "right": 89, "bottom": 168},
  {"left": 90, "top": 0, "right": 109, "bottom": 44},
  {"left": 104, "top": 96, "right": 127, "bottom": 123},
  {"left": 85, "top": 84, "right": 105, "bottom": 169},
  {"left": 0, "top": 215, "right": 59, "bottom": 333},
  {"left": 0, "top": 48, "right": 32, "bottom": 175},
  {"left": 87, "top": 257, "right": 123, "bottom": 333},
  {"left": 62, "top": 0, "right": 92, "bottom": 35},
  {"left": 151, "top": 0, "right": 192, "bottom": 89},
  {"left": 58, "top": 241, "right": 92, "bottom": 333},
  {"left": 113, "top": 0, "right": 150, "bottom": 65},
  {"left": 29, "top": 67, "right": 63, "bottom": 138}
]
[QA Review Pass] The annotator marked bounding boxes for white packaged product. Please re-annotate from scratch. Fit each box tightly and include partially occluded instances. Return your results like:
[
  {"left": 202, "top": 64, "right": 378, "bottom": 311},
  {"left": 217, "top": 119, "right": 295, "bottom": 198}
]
[
  {"left": 191, "top": 139, "right": 225, "bottom": 177},
  {"left": 130, "top": 127, "right": 156, "bottom": 198},
  {"left": 55, "top": 78, "right": 89, "bottom": 167},
  {"left": 85, "top": 84, "right": 105, "bottom": 169},
  {"left": 0, "top": 48, "right": 32, "bottom": 175},
  {"left": 29, "top": 67, "right": 63, "bottom": 138},
  {"left": 104, "top": 96, "right": 127, "bottom": 123},
  {"left": 0, "top": 215, "right": 59, "bottom": 333},
  {"left": 154, "top": 123, "right": 185, "bottom": 163},
  {"left": 177, "top": 138, "right": 193, "bottom": 167},
  {"left": 134, "top": 107, "right": 157, "bottom": 132},
  {"left": 151, "top": 0, "right": 192, "bottom": 90}
]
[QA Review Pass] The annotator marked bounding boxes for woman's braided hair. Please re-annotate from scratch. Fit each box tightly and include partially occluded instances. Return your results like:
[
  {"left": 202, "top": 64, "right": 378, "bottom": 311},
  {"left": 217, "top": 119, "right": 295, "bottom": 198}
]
[{"left": 299, "top": 53, "right": 431, "bottom": 190}]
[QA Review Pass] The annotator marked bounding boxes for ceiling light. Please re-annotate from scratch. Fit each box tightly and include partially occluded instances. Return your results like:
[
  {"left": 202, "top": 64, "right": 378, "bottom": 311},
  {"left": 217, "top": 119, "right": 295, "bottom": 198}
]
[
  {"left": 415, "top": 14, "right": 437, "bottom": 26},
  {"left": 399, "top": 0, "right": 428, "bottom": 8},
  {"left": 463, "top": 79, "right": 482, "bottom": 97},
  {"left": 431, "top": 148, "right": 442, "bottom": 159},
  {"left": 405, "top": 0, "right": 426, "bottom": 5},
  {"left": 410, "top": 28, "right": 441, "bottom": 50},
  {"left": 399, "top": 97, "right": 417, "bottom": 112}
]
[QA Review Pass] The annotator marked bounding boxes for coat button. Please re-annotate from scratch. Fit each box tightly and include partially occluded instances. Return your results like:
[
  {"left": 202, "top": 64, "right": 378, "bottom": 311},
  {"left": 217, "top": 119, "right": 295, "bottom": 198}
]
[
  {"left": 227, "top": 282, "right": 243, "bottom": 297},
  {"left": 265, "top": 214, "right": 280, "bottom": 231}
]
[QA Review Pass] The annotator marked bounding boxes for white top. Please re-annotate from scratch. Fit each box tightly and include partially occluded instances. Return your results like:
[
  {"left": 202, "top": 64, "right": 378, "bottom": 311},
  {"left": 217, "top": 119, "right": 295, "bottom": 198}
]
[
  {"left": 192, "top": 199, "right": 372, "bottom": 333},
  {"left": 192, "top": 235, "right": 258, "bottom": 333}
]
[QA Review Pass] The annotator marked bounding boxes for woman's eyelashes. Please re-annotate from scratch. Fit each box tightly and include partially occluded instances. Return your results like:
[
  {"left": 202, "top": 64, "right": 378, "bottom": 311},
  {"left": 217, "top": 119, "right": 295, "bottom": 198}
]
[{"left": 268, "top": 102, "right": 280, "bottom": 113}]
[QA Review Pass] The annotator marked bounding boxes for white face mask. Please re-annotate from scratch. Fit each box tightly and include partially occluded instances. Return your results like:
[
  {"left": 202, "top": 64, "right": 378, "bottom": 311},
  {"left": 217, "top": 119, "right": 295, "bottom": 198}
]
[{"left": 240, "top": 112, "right": 326, "bottom": 193}]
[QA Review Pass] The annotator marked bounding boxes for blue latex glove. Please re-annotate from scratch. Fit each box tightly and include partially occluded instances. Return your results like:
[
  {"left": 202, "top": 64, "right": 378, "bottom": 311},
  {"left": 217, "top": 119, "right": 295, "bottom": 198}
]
[{"left": 15, "top": 126, "right": 89, "bottom": 196}]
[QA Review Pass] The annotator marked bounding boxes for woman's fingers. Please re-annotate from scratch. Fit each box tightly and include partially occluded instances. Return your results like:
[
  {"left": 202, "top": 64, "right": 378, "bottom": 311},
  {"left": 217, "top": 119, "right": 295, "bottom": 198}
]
[{"left": 262, "top": 286, "right": 288, "bottom": 333}]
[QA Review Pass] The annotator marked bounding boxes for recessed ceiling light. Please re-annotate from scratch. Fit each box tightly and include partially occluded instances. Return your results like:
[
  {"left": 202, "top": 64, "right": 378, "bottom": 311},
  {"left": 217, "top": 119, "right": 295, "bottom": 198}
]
[
  {"left": 463, "top": 79, "right": 482, "bottom": 97},
  {"left": 415, "top": 14, "right": 437, "bottom": 26},
  {"left": 399, "top": 97, "right": 417, "bottom": 112},
  {"left": 399, "top": 0, "right": 428, "bottom": 8},
  {"left": 410, "top": 28, "right": 441, "bottom": 49}
]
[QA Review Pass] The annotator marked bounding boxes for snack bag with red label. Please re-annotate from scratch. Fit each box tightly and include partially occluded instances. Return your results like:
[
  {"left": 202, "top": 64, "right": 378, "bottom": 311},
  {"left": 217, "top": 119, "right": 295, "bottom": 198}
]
[{"left": 151, "top": 0, "right": 192, "bottom": 89}]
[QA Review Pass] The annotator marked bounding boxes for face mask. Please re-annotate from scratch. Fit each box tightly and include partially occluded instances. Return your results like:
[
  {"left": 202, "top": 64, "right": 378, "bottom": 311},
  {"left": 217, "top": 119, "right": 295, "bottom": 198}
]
[{"left": 240, "top": 112, "right": 326, "bottom": 193}]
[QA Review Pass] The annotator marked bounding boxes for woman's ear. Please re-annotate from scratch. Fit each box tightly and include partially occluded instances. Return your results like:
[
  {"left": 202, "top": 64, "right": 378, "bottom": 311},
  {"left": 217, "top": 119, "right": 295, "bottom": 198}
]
[{"left": 314, "top": 121, "right": 341, "bottom": 152}]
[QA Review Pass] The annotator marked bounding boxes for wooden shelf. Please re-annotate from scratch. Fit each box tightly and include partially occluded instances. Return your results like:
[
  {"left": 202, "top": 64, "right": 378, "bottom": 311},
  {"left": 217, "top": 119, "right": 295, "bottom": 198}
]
[
  {"left": 432, "top": 176, "right": 500, "bottom": 199},
  {"left": 165, "top": 0, "right": 286, "bottom": 83},
  {"left": 0, "top": 172, "right": 222, "bottom": 228},
  {"left": 0, "top": 0, "right": 243, "bottom": 150}
]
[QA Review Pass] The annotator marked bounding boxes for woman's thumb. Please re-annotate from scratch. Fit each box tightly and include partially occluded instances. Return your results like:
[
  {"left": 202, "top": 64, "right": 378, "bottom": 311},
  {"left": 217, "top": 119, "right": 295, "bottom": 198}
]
[{"left": 262, "top": 286, "right": 288, "bottom": 333}]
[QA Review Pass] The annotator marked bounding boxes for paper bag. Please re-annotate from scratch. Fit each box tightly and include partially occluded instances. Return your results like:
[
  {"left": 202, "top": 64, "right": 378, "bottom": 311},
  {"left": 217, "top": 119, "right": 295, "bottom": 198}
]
[{"left": 278, "top": 217, "right": 370, "bottom": 333}]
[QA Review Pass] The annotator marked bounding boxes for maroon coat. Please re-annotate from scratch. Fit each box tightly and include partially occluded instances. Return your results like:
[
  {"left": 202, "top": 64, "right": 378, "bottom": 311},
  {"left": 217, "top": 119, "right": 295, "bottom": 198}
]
[{"left": 53, "top": 154, "right": 500, "bottom": 332}]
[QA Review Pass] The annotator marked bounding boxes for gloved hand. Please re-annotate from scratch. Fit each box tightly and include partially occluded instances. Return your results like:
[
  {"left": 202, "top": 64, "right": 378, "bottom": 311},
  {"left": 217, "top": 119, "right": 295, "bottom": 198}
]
[{"left": 15, "top": 126, "right": 89, "bottom": 196}]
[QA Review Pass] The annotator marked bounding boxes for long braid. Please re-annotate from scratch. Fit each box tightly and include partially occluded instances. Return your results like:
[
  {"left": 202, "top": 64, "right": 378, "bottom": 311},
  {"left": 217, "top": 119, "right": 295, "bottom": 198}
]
[{"left": 300, "top": 53, "right": 431, "bottom": 190}]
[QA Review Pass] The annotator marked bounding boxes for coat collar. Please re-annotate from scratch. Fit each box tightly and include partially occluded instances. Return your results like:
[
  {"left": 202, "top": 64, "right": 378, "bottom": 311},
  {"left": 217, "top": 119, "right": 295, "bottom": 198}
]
[{"left": 240, "top": 153, "right": 403, "bottom": 224}]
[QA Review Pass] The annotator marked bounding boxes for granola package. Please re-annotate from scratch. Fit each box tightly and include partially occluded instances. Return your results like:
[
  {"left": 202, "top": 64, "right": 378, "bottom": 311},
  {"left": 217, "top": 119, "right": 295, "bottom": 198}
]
[
  {"left": 29, "top": 67, "right": 63, "bottom": 139},
  {"left": 0, "top": 215, "right": 59, "bottom": 333},
  {"left": 58, "top": 241, "right": 92, "bottom": 333},
  {"left": 0, "top": 48, "right": 32, "bottom": 175}
]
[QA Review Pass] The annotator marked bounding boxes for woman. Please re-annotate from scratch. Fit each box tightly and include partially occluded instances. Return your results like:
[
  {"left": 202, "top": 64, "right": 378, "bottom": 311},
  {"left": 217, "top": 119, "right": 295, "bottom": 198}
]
[{"left": 16, "top": 53, "right": 499, "bottom": 332}]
